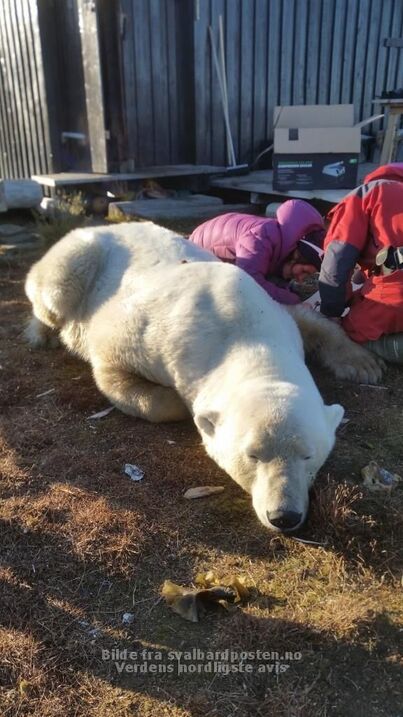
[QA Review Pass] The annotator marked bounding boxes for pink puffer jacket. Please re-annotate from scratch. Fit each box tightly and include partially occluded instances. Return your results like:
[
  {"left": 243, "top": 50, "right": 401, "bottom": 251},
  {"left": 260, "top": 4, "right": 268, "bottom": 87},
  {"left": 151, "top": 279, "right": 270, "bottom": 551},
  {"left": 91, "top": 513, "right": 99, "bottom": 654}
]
[{"left": 189, "top": 200, "right": 324, "bottom": 304}]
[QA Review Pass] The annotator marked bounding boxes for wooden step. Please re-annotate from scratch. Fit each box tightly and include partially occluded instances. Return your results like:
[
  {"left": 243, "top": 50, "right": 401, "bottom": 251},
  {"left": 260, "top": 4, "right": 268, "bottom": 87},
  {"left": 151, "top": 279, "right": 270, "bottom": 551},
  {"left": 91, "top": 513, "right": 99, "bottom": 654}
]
[{"left": 31, "top": 164, "right": 227, "bottom": 188}]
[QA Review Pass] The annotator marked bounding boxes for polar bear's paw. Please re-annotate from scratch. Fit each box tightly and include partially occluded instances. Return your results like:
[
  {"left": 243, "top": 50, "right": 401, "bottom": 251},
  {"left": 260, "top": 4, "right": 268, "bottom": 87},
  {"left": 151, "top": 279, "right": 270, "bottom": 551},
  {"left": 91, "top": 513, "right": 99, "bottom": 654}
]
[
  {"left": 329, "top": 345, "right": 385, "bottom": 385},
  {"left": 24, "top": 316, "right": 60, "bottom": 349},
  {"left": 287, "top": 305, "right": 385, "bottom": 384}
]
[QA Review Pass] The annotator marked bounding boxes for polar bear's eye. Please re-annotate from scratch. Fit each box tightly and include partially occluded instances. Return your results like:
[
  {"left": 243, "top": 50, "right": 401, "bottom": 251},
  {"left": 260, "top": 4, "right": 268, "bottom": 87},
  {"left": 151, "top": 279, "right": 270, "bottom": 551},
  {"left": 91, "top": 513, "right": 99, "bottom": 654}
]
[
  {"left": 304, "top": 456, "right": 312, "bottom": 460},
  {"left": 247, "top": 454, "right": 259, "bottom": 463}
]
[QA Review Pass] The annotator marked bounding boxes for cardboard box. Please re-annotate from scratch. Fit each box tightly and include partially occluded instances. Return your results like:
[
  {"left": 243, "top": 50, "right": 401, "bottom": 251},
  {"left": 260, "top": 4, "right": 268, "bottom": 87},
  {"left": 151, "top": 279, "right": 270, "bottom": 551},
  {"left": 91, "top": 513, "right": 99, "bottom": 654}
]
[{"left": 272, "top": 104, "right": 361, "bottom": 191}]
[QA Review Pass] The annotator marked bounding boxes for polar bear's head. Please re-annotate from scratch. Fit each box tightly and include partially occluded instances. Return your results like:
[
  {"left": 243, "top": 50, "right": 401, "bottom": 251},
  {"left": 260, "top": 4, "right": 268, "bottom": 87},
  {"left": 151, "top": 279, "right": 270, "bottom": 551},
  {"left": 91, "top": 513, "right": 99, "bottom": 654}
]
[
  {"left": 195, "top": 380, "right": 344, "bottom": 532},
  {"left": 25, "top": 229, "right": 103, "bottom": 330}
]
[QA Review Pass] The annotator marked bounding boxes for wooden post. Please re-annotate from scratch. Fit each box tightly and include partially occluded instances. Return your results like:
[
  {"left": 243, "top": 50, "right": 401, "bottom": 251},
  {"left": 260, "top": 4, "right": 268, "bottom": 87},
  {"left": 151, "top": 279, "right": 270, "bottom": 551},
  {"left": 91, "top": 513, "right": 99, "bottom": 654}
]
[
  {"left": 77, "top": 0, "right": 108, "bottom": 173},
  {"left": 379, "top": 100, "right": 403, "bottom": 165}
]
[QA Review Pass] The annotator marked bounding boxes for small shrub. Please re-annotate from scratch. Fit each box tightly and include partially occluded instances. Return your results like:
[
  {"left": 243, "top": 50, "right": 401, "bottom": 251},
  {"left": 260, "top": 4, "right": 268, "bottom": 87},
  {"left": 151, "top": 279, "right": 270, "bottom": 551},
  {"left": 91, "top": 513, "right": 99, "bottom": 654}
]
[{"left": 34, "top": 192, "right": 88, "bottom": 246}]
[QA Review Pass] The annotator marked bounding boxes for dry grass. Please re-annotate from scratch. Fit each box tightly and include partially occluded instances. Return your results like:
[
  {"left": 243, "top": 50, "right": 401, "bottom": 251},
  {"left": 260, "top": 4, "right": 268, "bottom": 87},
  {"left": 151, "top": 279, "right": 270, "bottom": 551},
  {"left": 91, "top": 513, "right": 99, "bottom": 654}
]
[
  {"left": 0, "top": 228, "right": 402, "bottom": 717},
  {"left": 309, "top": 476, "right": 368, "bottom": 534},
  {"left": 2, "top": 487, "right": 144, "bottom": 575},
  {"left": 33, "top": 193, "right": 89, "bottom": 247}
]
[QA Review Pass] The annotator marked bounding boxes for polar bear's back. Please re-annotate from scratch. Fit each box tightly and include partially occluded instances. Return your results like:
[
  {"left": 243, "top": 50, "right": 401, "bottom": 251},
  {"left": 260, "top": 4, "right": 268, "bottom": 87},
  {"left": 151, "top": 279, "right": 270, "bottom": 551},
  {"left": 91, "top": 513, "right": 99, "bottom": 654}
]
[
  {"left": 28, "top": 222, "right": 302, "bottom": 378},
  {"left": 85, "top": 222, "right": 215, "bottom": 311},
  {"left": 101, "top": 221, "right": 218, "bottom": 266},
  {"left": 108, "top": 259, "right": 304, "bottom": 390},
  {"left": 27, "top": 222, "right": 218, "bottom": 321},
  {"left": 83, "top": 225, "right": 298, "bottom": 347},
  {"left": 147, "top": 260, "right": 300, "bottom": 343}
]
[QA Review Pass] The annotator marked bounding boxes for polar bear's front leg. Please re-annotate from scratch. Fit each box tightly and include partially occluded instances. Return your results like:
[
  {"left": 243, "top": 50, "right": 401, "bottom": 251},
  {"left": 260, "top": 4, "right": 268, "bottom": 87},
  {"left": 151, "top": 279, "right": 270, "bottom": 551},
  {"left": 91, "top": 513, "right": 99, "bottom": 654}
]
[
  {"left": 24, "top": 315, "right": 60, "bottom": 349},
  {"left": 287, "top": 305, "right": 385, "bottom": 385},
  {"left": 92, "top": 363, "right": 189, "bottom": 423}
]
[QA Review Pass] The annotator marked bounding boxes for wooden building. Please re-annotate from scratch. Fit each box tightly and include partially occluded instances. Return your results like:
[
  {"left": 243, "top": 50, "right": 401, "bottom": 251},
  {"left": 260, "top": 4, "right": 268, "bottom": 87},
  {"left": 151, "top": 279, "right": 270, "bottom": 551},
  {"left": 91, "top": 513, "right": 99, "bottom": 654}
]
[{"left": 0, "top": 0, "right": 402, "bottom": 179}]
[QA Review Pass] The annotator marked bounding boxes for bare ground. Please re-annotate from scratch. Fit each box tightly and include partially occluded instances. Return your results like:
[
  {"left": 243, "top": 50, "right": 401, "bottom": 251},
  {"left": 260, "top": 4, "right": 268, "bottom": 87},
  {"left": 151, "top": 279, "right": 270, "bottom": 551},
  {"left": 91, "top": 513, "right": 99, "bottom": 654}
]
[{"left": 0, "top": 226, "right": 402, "bottom": 717}]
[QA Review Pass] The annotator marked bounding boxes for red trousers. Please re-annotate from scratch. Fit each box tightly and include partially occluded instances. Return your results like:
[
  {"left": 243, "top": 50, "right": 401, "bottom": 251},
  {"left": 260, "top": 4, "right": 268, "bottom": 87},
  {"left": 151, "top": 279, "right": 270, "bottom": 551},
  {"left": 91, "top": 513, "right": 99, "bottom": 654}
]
[{"left": 342, "top": 272, "right": 403, "bottom": 343}]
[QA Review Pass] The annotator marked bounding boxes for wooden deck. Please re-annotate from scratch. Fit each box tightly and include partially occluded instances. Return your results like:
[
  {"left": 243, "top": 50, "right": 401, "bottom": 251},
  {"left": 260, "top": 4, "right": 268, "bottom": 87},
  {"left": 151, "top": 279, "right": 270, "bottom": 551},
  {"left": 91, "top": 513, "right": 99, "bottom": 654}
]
[{"left": 210, "top": 163, "right": 377, "bottom": 204}]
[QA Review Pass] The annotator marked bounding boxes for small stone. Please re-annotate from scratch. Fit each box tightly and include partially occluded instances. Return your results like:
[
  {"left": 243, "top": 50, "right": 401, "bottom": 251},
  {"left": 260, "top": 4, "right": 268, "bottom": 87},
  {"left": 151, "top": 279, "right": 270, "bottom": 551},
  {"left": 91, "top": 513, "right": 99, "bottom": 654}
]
[
  {"left": 122, "top": 612, "right": 135, "bottom": 625},
  {"left": 124, "top": 463, "right": 144, "bottom": 481}
]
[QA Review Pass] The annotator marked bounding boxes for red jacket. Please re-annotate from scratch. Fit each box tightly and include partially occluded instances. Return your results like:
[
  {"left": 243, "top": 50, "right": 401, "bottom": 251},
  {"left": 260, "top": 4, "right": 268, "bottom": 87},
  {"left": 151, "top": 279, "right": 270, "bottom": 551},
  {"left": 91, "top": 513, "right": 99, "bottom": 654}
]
[{"left": 319, "top": 163, "right": 403, "bottom": 342}]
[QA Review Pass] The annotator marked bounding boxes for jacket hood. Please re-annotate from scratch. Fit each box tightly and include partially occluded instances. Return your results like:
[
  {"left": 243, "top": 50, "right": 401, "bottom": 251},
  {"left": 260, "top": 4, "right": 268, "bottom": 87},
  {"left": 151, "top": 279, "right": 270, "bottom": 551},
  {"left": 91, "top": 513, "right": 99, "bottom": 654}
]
[
  {"left": 364, "top": 162, "right": 403, "bottom": 184},
  {"left": 275, "top": 200, "right": 325, "bottom": 266}
]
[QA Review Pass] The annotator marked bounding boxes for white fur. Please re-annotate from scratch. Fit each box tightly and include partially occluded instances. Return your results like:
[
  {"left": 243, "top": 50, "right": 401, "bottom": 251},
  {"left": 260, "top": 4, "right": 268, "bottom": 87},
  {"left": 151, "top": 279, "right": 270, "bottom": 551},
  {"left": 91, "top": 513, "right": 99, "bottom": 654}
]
[{"left": 25, "top": 222, "right": 382, "bottom": 531}]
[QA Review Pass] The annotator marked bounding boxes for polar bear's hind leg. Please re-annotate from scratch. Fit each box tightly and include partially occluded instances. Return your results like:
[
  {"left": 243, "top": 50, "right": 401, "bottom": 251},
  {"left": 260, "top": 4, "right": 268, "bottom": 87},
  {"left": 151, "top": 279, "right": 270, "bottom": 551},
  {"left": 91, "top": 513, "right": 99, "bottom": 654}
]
[{"left": 93, "top": 363, "right": 189, "bottom": 422}]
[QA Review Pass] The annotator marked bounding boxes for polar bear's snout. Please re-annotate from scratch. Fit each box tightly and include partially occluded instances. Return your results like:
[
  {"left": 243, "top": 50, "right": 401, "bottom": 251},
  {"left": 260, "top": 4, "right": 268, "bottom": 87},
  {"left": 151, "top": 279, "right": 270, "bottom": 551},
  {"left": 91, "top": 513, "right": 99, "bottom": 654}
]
[
  {"left": 251, "top": 459, "right": 310, "bottom": 533},
  {"left": 266, "top": 510, "right": 303, "bottom": 531}
]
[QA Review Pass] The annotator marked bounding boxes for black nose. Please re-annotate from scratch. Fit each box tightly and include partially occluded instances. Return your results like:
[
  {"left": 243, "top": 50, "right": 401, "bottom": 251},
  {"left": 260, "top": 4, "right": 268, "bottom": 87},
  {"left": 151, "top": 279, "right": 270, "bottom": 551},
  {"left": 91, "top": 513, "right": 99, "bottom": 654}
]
[{"left": 267, "top": 510, "right": 302, "bottom": 531}]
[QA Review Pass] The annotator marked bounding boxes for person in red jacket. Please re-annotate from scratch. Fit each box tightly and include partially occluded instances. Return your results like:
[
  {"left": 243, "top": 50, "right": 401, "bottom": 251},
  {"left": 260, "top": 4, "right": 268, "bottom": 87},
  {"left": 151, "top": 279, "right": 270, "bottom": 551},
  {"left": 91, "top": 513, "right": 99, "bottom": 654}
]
[{"left": 318, "top": 163, "right": 403, "bottom": 363}]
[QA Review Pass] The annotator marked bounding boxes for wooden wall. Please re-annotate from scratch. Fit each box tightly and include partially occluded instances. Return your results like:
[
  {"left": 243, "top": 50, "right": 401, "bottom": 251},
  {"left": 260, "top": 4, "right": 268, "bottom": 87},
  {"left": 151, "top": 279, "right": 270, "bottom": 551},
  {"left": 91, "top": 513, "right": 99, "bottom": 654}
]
[
  {"left": 1, "top": 0, "right": 402, "bottom": 177},
  {"left": 118, "top": 0, "right": 195, "bottom": 168},
  {"left": 0, "top": 0, "right": 54, "bottom": 178},
  {"left": 194, "top": 0, "right": 403, "bottom": 165}
]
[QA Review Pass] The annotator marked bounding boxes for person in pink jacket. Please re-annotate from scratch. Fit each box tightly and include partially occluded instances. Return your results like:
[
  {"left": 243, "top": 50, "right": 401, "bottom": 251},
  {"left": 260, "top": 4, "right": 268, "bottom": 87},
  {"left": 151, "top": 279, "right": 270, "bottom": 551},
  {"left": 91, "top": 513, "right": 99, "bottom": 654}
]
[{"left": 188, "top": 200, "right": 325, "bottom": 304}]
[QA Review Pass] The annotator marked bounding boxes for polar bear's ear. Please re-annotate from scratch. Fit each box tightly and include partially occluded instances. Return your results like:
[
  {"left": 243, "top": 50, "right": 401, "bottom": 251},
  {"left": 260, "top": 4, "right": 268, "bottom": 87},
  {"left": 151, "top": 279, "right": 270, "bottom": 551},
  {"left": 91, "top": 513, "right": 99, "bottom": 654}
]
[
  {"left": 325, "top": 403, "right": 344, "bottom": 431},
  {"left": 194, "top": 411, "right": 219, "bottom": 437}
]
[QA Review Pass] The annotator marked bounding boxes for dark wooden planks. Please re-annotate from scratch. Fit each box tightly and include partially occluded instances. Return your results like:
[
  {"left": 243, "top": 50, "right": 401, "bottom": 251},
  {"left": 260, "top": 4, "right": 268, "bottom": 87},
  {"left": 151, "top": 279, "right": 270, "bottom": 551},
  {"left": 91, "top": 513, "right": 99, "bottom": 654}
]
[
  {"left": 118, "top": 0, "right": 191, "bottom": 168},
  {"left": 1, "top": 0, "right": 403, "bottom": 177},
  {"left": 239, "top": 1, "right": 255, "bottom": 163},
  {"left": 224, "top": 0, "right": 241, "bottom": 163},
  {"left": 267, "top": 0, "right": 282, "bottom": 135},
  {"left": 191, "top": 0, "right": 403, "bottom": 166},
  {"left": 304, "top": 0, "right": 321, "bottom": 105},
  {"left": 252, "top": 0, "right": 269, "bottom": 152},
  {"left": 120, "top": 0, "right": 138, "bottom": 166},
  {"left": 279, "top": 0, "right": 295, "bottom": 107},
  {"left": 352, "top": 0, "right": 371, "bottom": 119},
  {"left": 317, "top": 0, "right": 335, "bottom": 105},
  {"left": 362, "top": 0, "right": 383, "bottom": 120},
  {"left": 386, "top": 0, "right": 403, "bottom": 90},
  {"left": 194, "top": 0, "right": 212, "bottom": 163},
  {"left": 292, "top": 0, "right": 309, "bottom": 105},
  {"left": 0, "top": 0, "right": 26, "bottom": 176},
  {"left": 208, "top": 0, "right": 226, "bottom": 165},
  {"left": 329, "top": 0, "right": 347, "bottom": 105},
  {"left": 0, "top": 0, "right": 53, "bottom": 178}
]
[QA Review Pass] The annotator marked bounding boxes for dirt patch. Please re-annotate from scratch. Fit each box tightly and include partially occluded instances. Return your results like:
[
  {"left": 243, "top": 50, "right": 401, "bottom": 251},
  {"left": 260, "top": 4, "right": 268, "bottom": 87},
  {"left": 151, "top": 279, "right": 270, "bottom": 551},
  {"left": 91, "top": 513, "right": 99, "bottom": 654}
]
[{"left": 0, "top": 233, "right": 402, "bottom": 717}]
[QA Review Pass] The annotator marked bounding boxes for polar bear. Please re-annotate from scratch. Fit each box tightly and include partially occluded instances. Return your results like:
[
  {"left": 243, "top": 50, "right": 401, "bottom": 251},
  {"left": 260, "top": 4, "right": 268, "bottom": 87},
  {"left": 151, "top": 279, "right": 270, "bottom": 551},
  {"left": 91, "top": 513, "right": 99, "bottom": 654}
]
[{"left": 25, "top": 222, "right": 383, "bottom": 532}]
